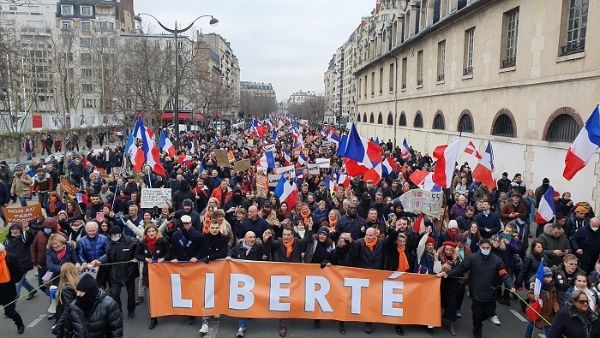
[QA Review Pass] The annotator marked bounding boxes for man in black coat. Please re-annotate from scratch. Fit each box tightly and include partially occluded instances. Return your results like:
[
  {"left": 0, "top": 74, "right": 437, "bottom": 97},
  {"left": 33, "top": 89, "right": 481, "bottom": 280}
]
[
  {"left": 570, "top": 217, "right": 600, "bottom": 273},
  {"left": 439, "top": 238, "right": 515, "bottom": 338},
  {"left": 338, "top": 202, "right": 366, "bottom": 240},
  {"left": 0, "top": 244, "right": 25, "bottom": 334},
  {"left": 169, "top": 215, "right": 202, "bottom": 262},
  {"left": 3, "top": 223, "right": 36, "bottom": 300},
  {"left": 106, "top": 226, "right": 139, "bottom": 318}
]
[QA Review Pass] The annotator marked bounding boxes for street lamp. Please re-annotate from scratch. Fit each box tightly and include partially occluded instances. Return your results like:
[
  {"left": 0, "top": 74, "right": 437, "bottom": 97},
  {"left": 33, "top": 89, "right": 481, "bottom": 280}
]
[{"left": 135, "top": 13, "right": 218, "bottom": 149}]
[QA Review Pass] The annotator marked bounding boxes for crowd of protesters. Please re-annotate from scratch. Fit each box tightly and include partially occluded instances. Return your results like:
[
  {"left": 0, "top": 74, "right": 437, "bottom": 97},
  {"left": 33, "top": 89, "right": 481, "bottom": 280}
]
[{"left": 1, "top": 118, "right": 600, "bottom": 338}]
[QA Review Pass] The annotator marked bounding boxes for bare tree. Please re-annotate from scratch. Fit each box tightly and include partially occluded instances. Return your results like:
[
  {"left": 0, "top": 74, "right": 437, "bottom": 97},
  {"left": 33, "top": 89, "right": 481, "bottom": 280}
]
[
  {"left": 288, "top": 96, "right": 325, "bottom": 124},
  {"left": 239, "top": 91, "right": 277, "bottom": 120}
]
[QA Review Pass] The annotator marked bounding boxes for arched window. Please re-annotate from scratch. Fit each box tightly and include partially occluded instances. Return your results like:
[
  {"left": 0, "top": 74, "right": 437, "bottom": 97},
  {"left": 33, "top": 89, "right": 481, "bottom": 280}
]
[
  {"left": 399, "top": 112, "right": 407, "bottom": 126},
  {"left": 387, "top": 112, "right": 394, "bottom": 125},
  {"left": 377, "top": 112, "right": 383, "bottom": 124},
  {"left": 357, "top": 113, "right": 361, "bottom": 122},
  {"left": 458, "top": 110, "right": 474, "bottom": 133},
  {"left": 544, "top": 107, "right": 583, "bottom": 142},
  {"left": 363, "top": 113, "right": 368, "bottom": 122},
  {"left": 432, "top": 111, "right": 445, "bottom": 130},
  {"left": 414, "top": 111, "right": 424, "bottom": 128},
  {"left": 369, "top": 113, "right": 375, "bottom": 123},
  {"left": 491, "top": 109, "right": 516, "bottom": 137}
]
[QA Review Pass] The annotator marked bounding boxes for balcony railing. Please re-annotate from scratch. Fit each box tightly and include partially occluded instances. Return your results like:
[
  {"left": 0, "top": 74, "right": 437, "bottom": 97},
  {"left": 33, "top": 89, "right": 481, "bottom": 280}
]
[
  {"left": 463, "top": 66, "right": 473, "bottom": 76},
  {"left": 437, "top": 73, "right": 445, "bottom": 82},
  {"left": 500, "top": 58, "right": 516, "bottom": 68},
  {"left": 560, "top": 40, "right": 585, "bottom": 56},
  {"left": 417, "top": 79, "right": 423, "bottom": 86}
]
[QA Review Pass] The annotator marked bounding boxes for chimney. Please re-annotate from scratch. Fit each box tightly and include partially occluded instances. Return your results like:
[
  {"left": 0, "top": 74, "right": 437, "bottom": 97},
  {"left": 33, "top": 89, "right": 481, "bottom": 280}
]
[
  {"left": 375, "top": 1, "right": 381, "bottom": 14},
  {"left": 361, "top": 17, "right": 368, "bottom": 28}
]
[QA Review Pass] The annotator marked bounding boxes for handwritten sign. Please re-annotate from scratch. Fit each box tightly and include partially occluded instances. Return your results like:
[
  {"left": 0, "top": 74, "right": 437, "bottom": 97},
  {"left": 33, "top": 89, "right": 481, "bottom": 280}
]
[
  {"left": 307, "top": 163, "right": 320, "bottom": 175},
  {"left": 263, "top": 144, "right": 275, "bottom": 152},
  {"left": 140, "top": 188, "right": 172, "bottom": 209},
  {"left": 268, "top": 174, "right": 281, "bottom": 187},
  {"left": 2, "top": 204, "right": 43, "bottom": 224},
  {"left": 60, "top": 178, "right": 79, "bottom": 196},
  {"left": 233, "top": 159, "right": 251, "bottom": 172},
  {"left": 255, "top": 174, "right": 269, "bottom": 198},
  {"left": 398, "top": 189, "right": 443, "bottom": 217},
  {"left": 214, "top": 149, "right": 231, "bottom": 168},
  {"left": 316, "top": 158, "right": 330, "bottom": 169},
  {"left": 275, "top": 165, "right": 296, "bottom": 178}
]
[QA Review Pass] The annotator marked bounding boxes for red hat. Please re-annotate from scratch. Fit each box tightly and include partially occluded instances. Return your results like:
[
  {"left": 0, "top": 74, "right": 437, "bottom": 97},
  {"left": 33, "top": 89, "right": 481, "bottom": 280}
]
[
  {"left": 426, "top": 236, "right": 435, "bottom": 245},
  {"left": 442, "top": 241, "right": 457, "bottom": 248}
]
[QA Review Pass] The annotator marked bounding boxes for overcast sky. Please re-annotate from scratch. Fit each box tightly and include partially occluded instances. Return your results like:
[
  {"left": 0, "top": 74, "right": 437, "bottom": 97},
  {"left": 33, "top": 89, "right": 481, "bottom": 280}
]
[{"left": 136, "top": 0, "right": 375, "bottom": 101}]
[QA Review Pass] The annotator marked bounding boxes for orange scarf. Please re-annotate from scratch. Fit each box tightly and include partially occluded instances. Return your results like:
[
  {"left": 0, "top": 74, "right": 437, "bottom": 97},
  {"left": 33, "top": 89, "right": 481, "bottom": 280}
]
[
  {"left": 365, "top": 237, "right": 378, "bottom": 251},
  {"left": 300, "top": 210, "right": 311, "bottom": 224},
  {"left": 0, "top": 251, "right": 11, "bottom": 284},
  {"left": 396, "top": 246, "right": 410, "bottom": 272},
  {"left": 203, "top": 214, "right": 211, "bottom": 234},
  {"left": 283, "top": 239, "right": 295, "bottom": 258}
]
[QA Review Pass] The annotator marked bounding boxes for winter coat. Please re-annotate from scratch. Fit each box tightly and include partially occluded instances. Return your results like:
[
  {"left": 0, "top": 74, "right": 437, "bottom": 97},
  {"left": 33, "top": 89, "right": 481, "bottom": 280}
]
[
  {"left": 46, "top": 246, "right": 78, "bottom": 285},
  {"left": 134, "top": 237, "right": 170, "bottom": 286},
  {"left": 174, "top": 210, "right": 202, "bottom": 233},
  {"left": 500, "top": 201, "right": 528, "bottom": 224},
  {"left": 337, "top": 214, "right": 366, "bottom": 240},
  {"left": 169, "top": 227, "right": 202, "bottom": 261},
  {"left": 31, "top": 231, "right": 53, "bottom": 267},
  {"left": 77, "top": 235, "right": 109, "bottom": 264},
  {"left": 566, "top": 216, "right": 590, "bottom": 238},
  {"left": 553, "top": 263, "right": 585, "bottom": 305},
  {"left": 266, "top": 230, "right": 313, "bottom": 263},
  {"left": 229, "top": 240, "right": 265, "bottom": 261},
  {"left": 32, "top": 173, "right": 54, "bottom": 192},
  {"left": 106, "top": 235, "right": 139, "bottom": 283},
  {"left": 549, "top": 307, "right": 600, "bottom": 338},
  {"left": 10, "top": 174, "right": 32, "bottom": 198},
  {"left": 352, "top": 237, "right": 385, "bottom": 270},
  {"left": 384, "top": 229, "right": 417, "bottom": 271},
  {"left": 538, "top": 224, "right": 571, "bottom": 268},
  {"left": 239, "top": 217, "right": 269, "bottom": 240},
  {"left": 303, "top": 238, "right": 335, "bottom": 264},
  {"left": 571, "top": 224, "right": 600, "bottom": 271},
  {"left": 3, "top": 230, "right": 34, "bottom": 271},
  {"left": 475, "top": 211, "right": 502, "bottom": 238},
  {"left": 67, "top": 289, "right": 123, "bottom": 338},
  {"left": 0, "top": 252, "right": 24, "bottom": 306},
  {"left": 54, "top": 284, "right": 76, "bottom": 338},
  {"left": 527, "top": 284, "right": 560, "bottom": 328},
  {"left": 517, "top": 251, "right": 545, "bottom": 288},
  {"left": 197, "top": 233, "right": 229, "bottom": 261}
]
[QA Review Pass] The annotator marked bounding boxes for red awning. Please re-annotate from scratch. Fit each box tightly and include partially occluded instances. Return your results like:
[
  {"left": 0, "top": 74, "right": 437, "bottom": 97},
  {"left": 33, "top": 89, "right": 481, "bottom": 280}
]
[{"left": 161, "top": 112, "right": 191, "bottom": 122}]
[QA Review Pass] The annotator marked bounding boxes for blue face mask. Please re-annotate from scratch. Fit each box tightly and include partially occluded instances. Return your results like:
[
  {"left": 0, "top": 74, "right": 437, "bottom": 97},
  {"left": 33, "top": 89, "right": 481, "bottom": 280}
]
[
  {"left": 480, "top": 248, "right": 491, "bottom": 256},
  {"left": 43, "top": 228, "right": 52, "bottom": 235}
]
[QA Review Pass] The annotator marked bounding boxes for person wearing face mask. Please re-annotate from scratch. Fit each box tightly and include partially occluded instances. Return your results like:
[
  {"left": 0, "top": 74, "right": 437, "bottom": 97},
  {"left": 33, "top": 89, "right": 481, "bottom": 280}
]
[
  {"left": 106, "top": 226, "right": 139, "bottom": 319},
  {"left": 67, "top": 274, "right": 123, "bottom": 338},
  {"left": 31, "top": 217, "right": 58, "bottom": 294},
  {"left": 570, "top": 217, "right": 600, "bottom": 272},
  {"left": 438, "top": 238, "right": 516, "bottom": 338}
]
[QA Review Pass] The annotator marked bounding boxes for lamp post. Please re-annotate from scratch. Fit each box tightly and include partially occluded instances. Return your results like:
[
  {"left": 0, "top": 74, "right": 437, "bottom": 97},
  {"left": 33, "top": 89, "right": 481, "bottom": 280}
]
[{"left": 135, "top": 13, "right": 218, "bottom": 149}]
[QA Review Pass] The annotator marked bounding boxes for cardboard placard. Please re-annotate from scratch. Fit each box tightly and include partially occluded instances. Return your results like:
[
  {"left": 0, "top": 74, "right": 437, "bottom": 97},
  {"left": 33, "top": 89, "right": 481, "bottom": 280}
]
[
  {"left": 214, "top": 149, "right": 231, "bottom": 168},
  {"left": 2, "top": 204, "right": 43, "bottom": 224},
  {"left": 140, "top": 188, "right": 172, "bottom": 209},
  {"left": 307, "top": 163, "right": 320, "bottom": 175},
  {"left": 267, "top": 174, "right": 281, "bottom": 187},
  {"left": 275, "top": 165, "right": 296, "bottom": 178},
  {"left": 292, "top": 148, "right": 309, "bottom": 158},
  {"left": 227, "top": 150, "right": 236, "bottom": 163},
  {"left": 255, "top": 174, "right": 269, "bottom": 198},
  {"left": 60, "top": 178, "right": 79, "bottom": 196},
  {"left": 398, "top": 189, "right": 443, "bottom": 217},
  {"left": 233, "top": 159, "right": 252, "bottom": 173},
  {"left": 316, "top": 158, "right": 330, "bottom": 169}
]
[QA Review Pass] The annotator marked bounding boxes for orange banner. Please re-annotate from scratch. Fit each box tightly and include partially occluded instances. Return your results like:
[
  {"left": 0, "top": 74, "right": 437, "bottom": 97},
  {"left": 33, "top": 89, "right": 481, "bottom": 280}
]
[
  {"left": 60, "top": 178, "right": 79, "bottom": 196},
  {"left": 148, "top": 260, "right": 441, "bottom": 326},
  {"left": 2, "top": 204, "right": 43, "bottom": 224}
]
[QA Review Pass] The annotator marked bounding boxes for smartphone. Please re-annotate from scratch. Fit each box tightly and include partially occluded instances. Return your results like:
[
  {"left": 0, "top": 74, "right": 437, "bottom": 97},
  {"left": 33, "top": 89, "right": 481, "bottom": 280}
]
[
  {"left": 501, "top": 233, "right": 512, "bottom": 241},
  {"left": 388, "top": 213, "right": 396, "bottom": 220}
]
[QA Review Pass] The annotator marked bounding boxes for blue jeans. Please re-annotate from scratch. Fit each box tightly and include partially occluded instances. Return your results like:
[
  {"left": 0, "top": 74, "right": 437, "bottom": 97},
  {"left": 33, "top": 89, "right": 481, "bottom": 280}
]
[
  {"left": 26, "top": 151, "right": 32, "bottom": 160},
  {"left": 19, "top": 197, "right": 28, "bottom": 206},
  {"left": 525, "top": 321, "right": 551, "bottom": 338},
  {"left": 239, "top": 318, "right": 248, "bottom": 329},
  {"left": 15, "top": 274, "right": 35, "bottom": 297}
]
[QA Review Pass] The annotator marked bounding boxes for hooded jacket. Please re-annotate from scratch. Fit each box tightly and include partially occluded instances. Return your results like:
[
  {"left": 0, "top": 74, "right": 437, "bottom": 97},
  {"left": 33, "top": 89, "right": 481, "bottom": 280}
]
[
  {"left": 3, "top": 227, "right": 34, "bottom": 271},
  {"left": 539, "top": 224, "right": 571, "bottom": 268},
  {"left": 68, "top": 289, "right": 123, "bottom": 338}
]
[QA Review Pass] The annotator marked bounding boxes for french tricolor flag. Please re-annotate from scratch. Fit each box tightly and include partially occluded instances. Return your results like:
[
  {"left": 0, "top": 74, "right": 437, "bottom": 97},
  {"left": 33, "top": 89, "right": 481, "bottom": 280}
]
[
  {"left": 339, "top": 123, "right": 381, "bottom": 167},
  {"left": 298, "top": 151, "right": 308, "bottom": 166},
  {"left": 382, "top": 157, "right": 398, "bottom": 177},
  {"left": 535, "top": 186, "right": 556, "bottom": 225},
  {"left": 274, "top": 175, "right": 299, "bottom": 208},
  {"left": 259, "top": 151, "right": 276, "bottom": 169},
  {"left": 400, "top": 138, "right": 411, "bottom": 160},
  {"left": 432, "top": 141, "right": 460, "bottom": 188},
  {"left": 158, "top": 131, "right": 175, "bottom": 158},
  {"left": 472, "top": 141, "right": 496, "bottom": 189},
  {"left": 563, "top": 105, "right": 600, "bottom": 180}
]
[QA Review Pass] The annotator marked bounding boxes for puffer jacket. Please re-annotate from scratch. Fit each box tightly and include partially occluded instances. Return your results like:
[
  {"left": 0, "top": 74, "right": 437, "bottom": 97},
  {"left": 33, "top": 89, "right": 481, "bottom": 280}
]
[
  {"left": 46, "top": 245, "right": 78, "bottom": 285},
  {"left": 538, "top": 223, "right": 571, "bottom": 268},
  {"left": 68, "top": 289, "right": 123, "bottom": 338},
  {"left": 10, "top": 174, "right": 32, "bottom": 198},
  {"left": 78, "top": 235, "right": 109, "bottom": 264},
  {"left": 106, "top": 235, "right": 138, "bottom": 283},
  {"left": 3, "top": 230, "right": 34, "bottom": 271},
  {"left": 53, "top": 284, "right": 77, "bottom": 338},
  {"left": 527, "top": 283, "right": 560, "bottom": 328},
  {"left": 553, "top": 263, "right": 585, "bottom": 304}
]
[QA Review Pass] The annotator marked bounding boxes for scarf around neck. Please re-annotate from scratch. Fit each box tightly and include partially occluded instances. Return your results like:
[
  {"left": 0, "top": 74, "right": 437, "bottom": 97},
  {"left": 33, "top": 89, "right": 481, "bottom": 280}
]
[
  {"left": 365, "top": 237, "right": 378, "bottom": 251},
  {"left": 396, "top": 246, "right": 409, "bottom": 272},
  {"left": 283, "top": 238, "right": 295, "bottom": 258}
]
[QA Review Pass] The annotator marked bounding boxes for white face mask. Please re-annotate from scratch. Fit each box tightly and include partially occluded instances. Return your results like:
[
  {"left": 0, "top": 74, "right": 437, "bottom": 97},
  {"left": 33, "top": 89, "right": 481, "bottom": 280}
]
[
  {"left": 480, "top": 248, "right": 491, "bottom": 256},
  {"left": 592, "top": 227, "right": 599, "bottom": 232}
]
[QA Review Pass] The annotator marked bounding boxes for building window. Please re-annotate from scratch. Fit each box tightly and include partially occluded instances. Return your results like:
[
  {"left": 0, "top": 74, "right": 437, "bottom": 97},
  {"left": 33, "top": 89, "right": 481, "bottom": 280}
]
[
  {"left": 560, "top": 0, "right": 588, "bottom": 56},
  {"left": 364, "top": 75, "right": 368, "bottom": 97},
  {"left": 414, "top": 112, "right": 424, "bottom": 128},
  {"left": 80, "top": 38, "right": 92, "bottom": 48},
  {"left": 363, "top": 113, "right": 368, "bottom": 122},
  {"left": 99, "top": 21, "right": 114, "bottom": 32},
  {"left": 401, "top": 57, "right": 407, "bottom": 89},
  {"left": 371, "top": 72, "right": 375, "bottom": 96},
  {"left": 464, "top": 27, "right": 475, "bottom": 75},
  {"left": 80, "top": 5, "right": 93, "bottom": 16},
  {"left": 501, "top": 7, "right": 519, "bottom": 68},
  {"left": 492, "top": 110, "right": 516, "bottom": 137},
  {"left": 377, "top": 112, "right": 383, "bottom": 124},
  {"left": 61, "top": 5, "right": 73, "bottom": 16},
  {"left": 80, "top": 53, "right": 92, "bottom": 64},
  {"left": 544, "top": 108, "right": 583, "bottom": 142},
  {"left": 82, "top": 68, "right": 93, "bottom": 78},
  {"left": 379, "top": 67, "right": 383, "bottom": 94},
  {"left": 82, "top": 84, "right": 94, "bottom": 93},
  {"left": 389, "top": 63, "right": 395, "bottom": 92},
  {"left": 437, "top": 40, "right": 445, "bottom": 82},
  {"left": 416, "top": 50, "right": 423, "bottom": 86},
  {"left": 81, "top": 21, "right": 91, "bottom": 32},
  {"left": 458, "top": 110, "right": 474, "bottom": 133},
  {"left": 83, "top": 99, "right": 93, "bottom": 108},
  {"left": 357, "top": 113, "right": 361, "bottom": 122},
  {"left": 387, "top": 112, "right": 393, "bottom": 125},
  {"left": 61, "top": 20, "right": 72, "bottom": 31},
  {"left": 369, "top": 113, "right": 375, "bottom": 123},
  {"left": 358, "top": 78, "right": 362, "bottom": 99},
  {"left": 399, "top": 112, "right": 407, "bottom": 126},
  {"left": 432, "top": 111, "right": 445, "bottom": 130}
]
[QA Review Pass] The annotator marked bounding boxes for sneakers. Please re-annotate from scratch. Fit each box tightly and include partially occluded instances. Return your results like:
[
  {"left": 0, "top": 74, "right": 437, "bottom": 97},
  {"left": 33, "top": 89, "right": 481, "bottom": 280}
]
[
  {"left": 27, "top": 290, "right": 37, "bottom": 300},
  {"left": 456, "top": 310, "right": 462, "bottom": 318},
  {"left": 490, "top": 315, "right": 501, "bottom": 326},
  {"left": 278, "top": 326, "right": 287, "bottom": 337},
  {"left": 17, "top": 326, "right": 25, "bottom": 335},
  {"left": 364, "top": 323, "right": 373, "bottom": 334},
  {"left": 236, "top": 327, "right": 245, "bottom": 337},
  {"left": 199, "top": 323, "right": 209, "bottom": 334}
]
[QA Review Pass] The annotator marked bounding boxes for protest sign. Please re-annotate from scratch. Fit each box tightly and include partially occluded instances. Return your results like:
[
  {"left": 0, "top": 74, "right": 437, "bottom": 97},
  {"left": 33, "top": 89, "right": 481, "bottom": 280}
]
[
  {"left": 321, "top": 141, "right": 333, "bottom": 148},
  {"left": 140, "top": 188, "right": 172, "bottom": 209},
  {"left": 214, "top": 149, "right": 231, "bottom": 168},
  {"left": 233, "top": 159, "right": 251, "bottom": 172},
  {"left": 227, "top": 150, "right": 236, "bottom": 163},
  {"left": 292, "top": 148, "right": 308, "bottom": 158},
  {"left": 2, "top": 204, "right": 43, "bottom": 224},
  {"left": 275, "top": 165, "right": 296, "bottom": 178},
  {"left": 315, "top": 158, "right": 330, "bottom": 169},
  {"left": 255, "top": 173, "right": 269, "bottom": 198},
  {"left": 60, "top": 178, "right": 79, "bottom": 196},
  {"left": 263, "top": 144, "right": 275, "bottom": 152},
  {"left": 267, "top": 174, "right": 282, "bottom": 187},
  {"left": 398, "top": 189, "right": 443, "bottom": 217},
  {"left": 307, "top": 163, "right": 320, "bottom": 175},
  {"left": 148, "top": 260, "right": 441, "bottom": 326}
]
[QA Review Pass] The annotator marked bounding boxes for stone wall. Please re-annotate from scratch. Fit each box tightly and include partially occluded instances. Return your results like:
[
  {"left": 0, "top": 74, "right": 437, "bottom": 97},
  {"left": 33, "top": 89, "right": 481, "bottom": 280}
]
[{"left": 0, "top": 126, "right": 124, "bottom": 160}]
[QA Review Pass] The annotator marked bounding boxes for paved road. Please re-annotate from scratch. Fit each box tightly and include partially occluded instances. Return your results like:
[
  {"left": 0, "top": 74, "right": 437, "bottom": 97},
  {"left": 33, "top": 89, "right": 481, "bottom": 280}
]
[{"left": 1, "top": 271, "right": 546, "bottom": 338}]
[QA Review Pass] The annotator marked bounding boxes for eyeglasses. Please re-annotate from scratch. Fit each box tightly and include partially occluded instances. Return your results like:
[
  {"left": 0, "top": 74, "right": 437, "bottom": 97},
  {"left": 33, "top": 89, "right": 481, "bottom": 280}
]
[{"left": 576, "top": 299, "right": 590, "bottom": 304}]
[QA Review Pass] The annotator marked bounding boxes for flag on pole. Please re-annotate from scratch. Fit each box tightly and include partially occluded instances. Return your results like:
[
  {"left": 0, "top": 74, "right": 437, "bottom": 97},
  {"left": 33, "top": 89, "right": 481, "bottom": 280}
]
[
  {"left": 563, "top": 104, "right": 600, "bottom": 180},
  {"left": 472, "top": 141, "right": 496, "bottom": 189},
  {"left": 533, "top": 258, "right": 545, "bottom": 299},
  {"left": 413, "top": 213, "right": 424, "bottom": 233},
  {"left": 400, "top": 138, "right": 411, "bottom": 160},
  {"left": 158, "top": 131, "right": 175, "bottom": 158},
  {"left": 274, "top": 175, "right": 299, "bottom": 208},
  {"left": 432, "top": 141, "right": 460, "bottom": 188},
  {"left": 535, "top": 186, "right": 556, "bottom": 225},
  {"left": 464, "top": 140, "right": 482, "bottom": 159}
]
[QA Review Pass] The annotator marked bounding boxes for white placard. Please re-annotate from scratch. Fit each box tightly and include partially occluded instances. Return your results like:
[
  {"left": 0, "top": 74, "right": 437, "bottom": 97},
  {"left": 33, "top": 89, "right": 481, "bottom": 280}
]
[
  {"left": 307, "top": 163, "right": 320, "bottom": 175},
  {"left": 274, "top": 165, "right": 296, "bottom": 178},
  {"left": 140, "top": 188, "right": 172, "bottom": 209},
  {"left": 398, "top": 189, "right": 443, "bottom": 217},
  {"left": 316, "top": 158, "right": 330, "bottom": 169}
]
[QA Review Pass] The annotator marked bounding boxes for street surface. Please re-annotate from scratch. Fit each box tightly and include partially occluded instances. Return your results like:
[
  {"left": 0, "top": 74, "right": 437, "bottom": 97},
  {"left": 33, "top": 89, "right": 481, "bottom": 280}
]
[{"left": 1, "top": 270, "right": 546, "bottom": 338}]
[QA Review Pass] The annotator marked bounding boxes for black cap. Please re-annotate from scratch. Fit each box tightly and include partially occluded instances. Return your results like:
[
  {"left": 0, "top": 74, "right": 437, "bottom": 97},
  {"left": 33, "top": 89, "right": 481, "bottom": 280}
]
[
  {"left": 109, "top": 226, "right": 122, "bottom": 235},
  {"left": 8, "top": 223, "right": 22, "bottom": 231},
  {"left": 543, "top": 177, "right": 550, "bottom": 184},
  {"left": 182, "top": 199, "right": 193, "bottom": 206},
  {"left": 76, "top": 274, "right": 99, "bottom": 295},
  {"left": 262, "top": 201, "right": 272, "bottom": 208},
  {"left": 502, "top": 172, "right": 508, "bottom": 176}
]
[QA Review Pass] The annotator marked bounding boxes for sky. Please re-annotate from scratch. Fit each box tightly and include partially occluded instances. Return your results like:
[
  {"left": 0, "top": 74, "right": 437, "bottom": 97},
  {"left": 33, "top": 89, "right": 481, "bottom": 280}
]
[{"left": 136, "top": 0, "right": 375, "bottom": 102}]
